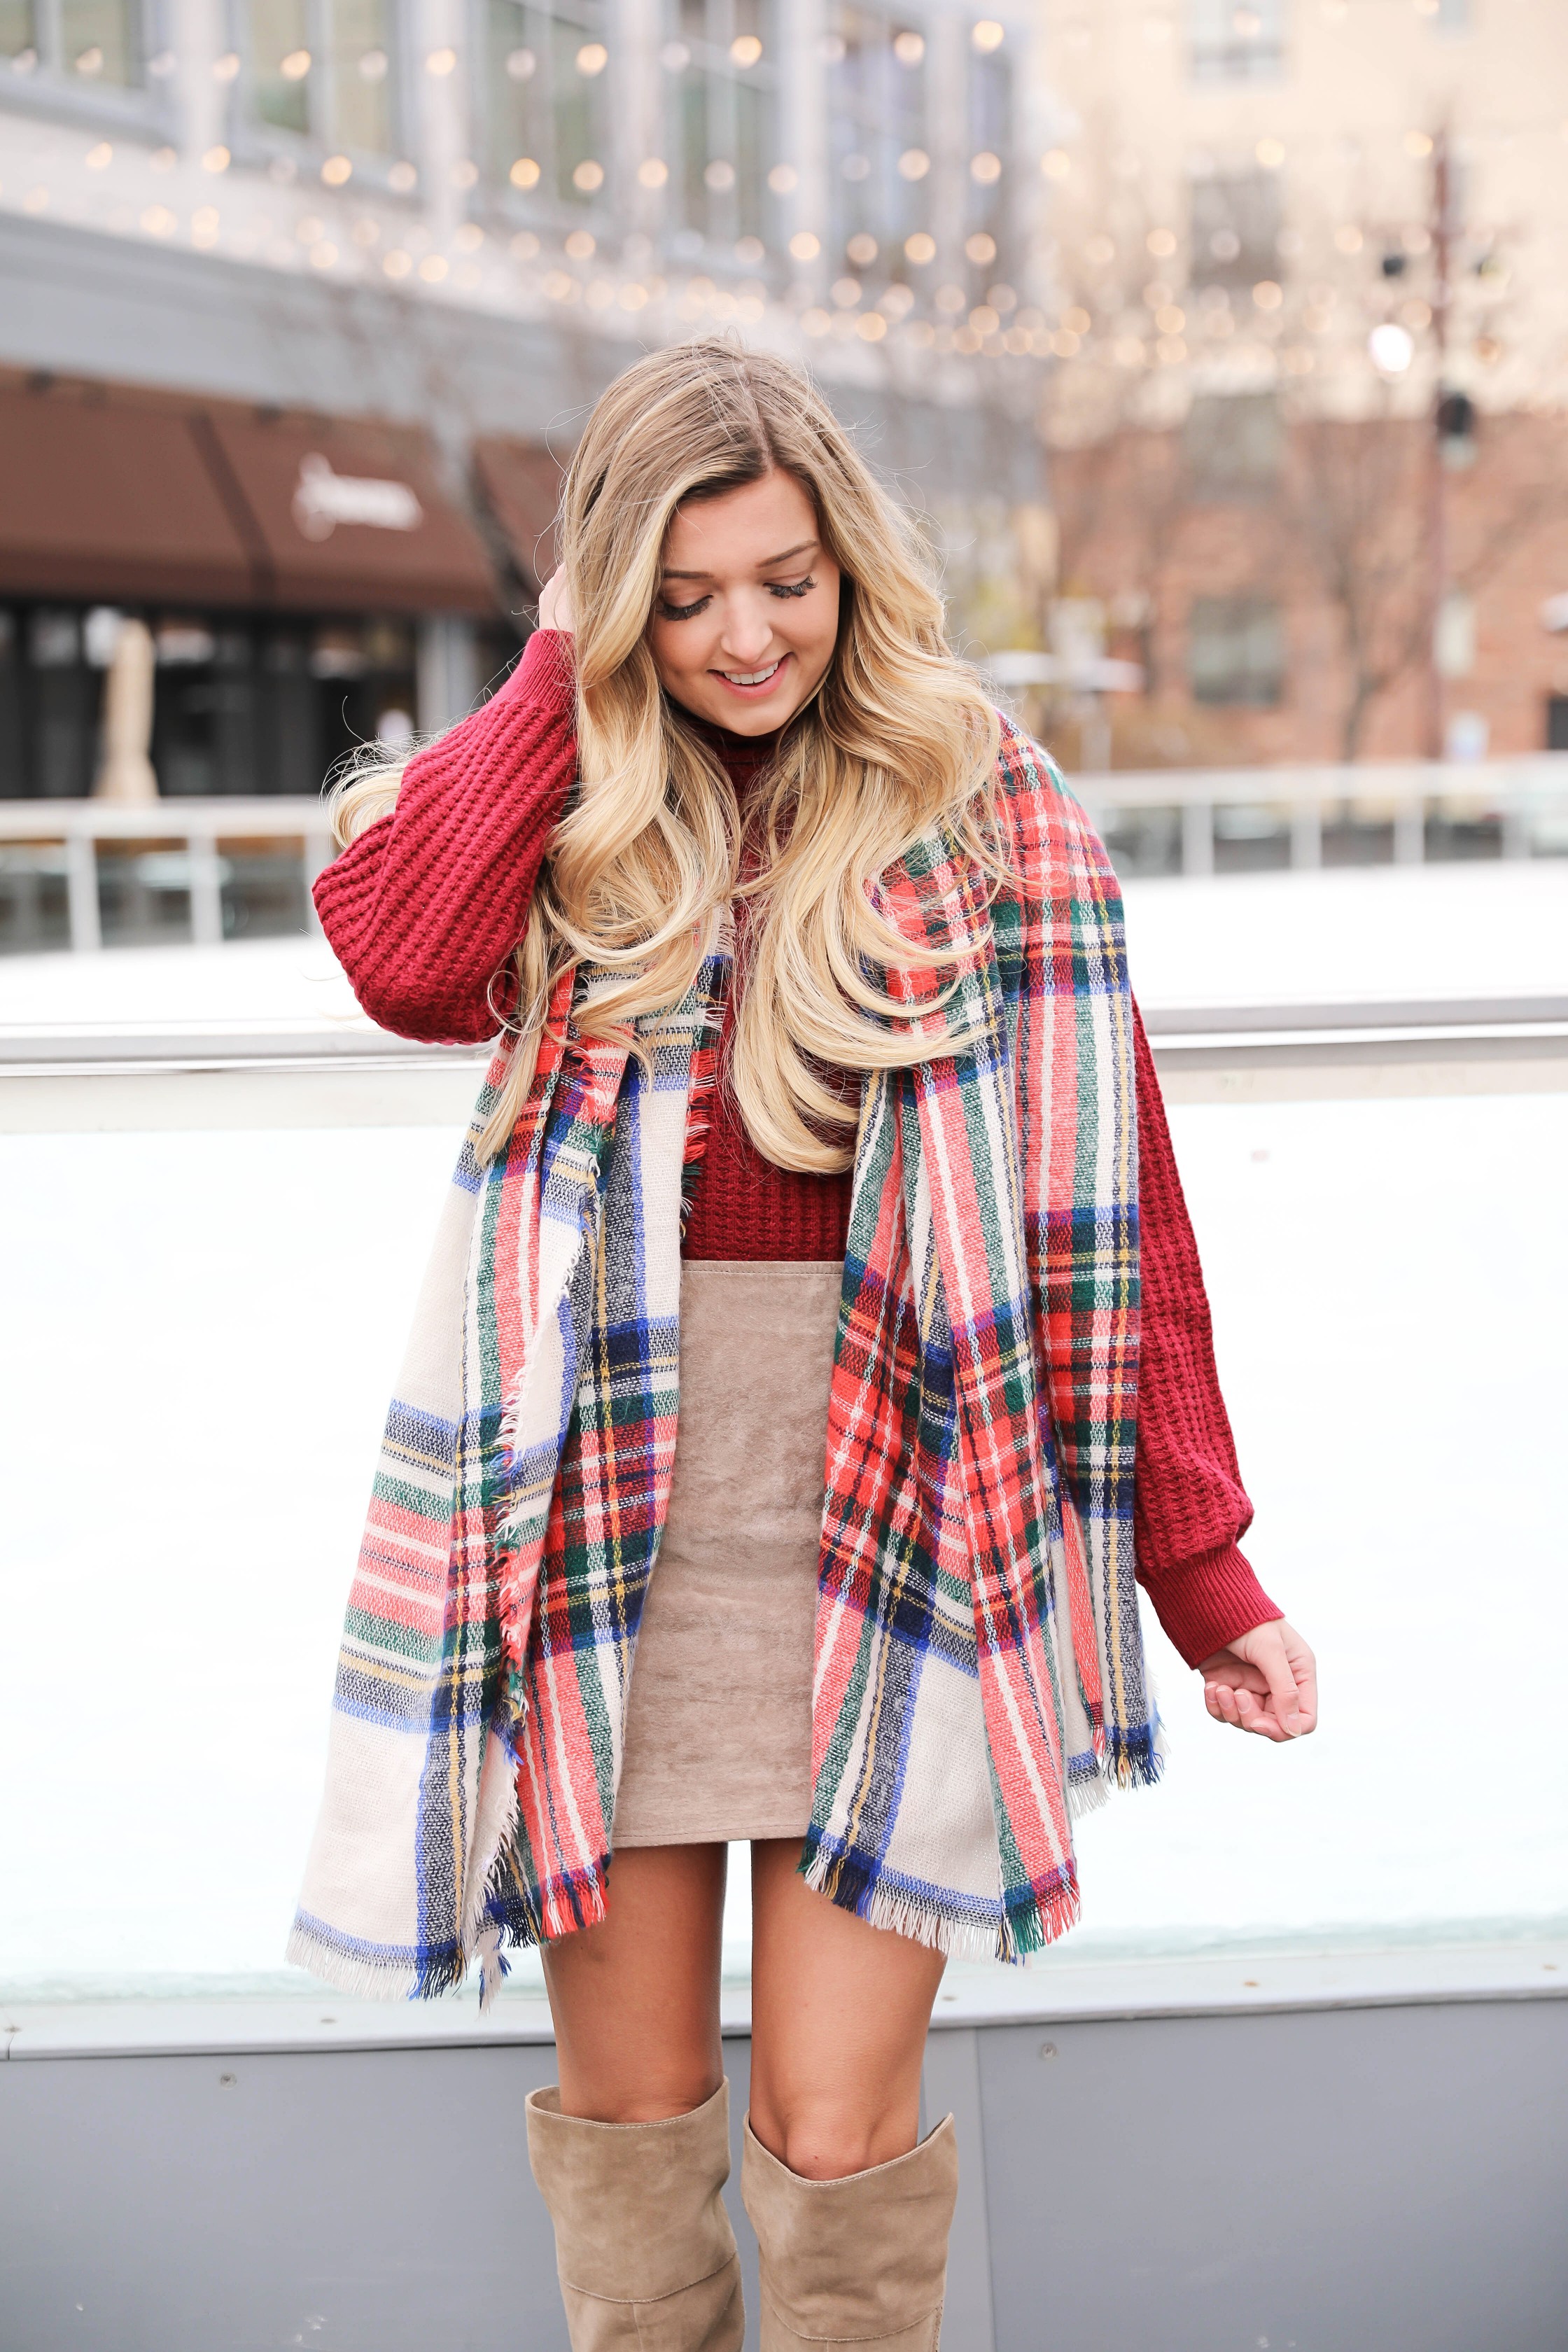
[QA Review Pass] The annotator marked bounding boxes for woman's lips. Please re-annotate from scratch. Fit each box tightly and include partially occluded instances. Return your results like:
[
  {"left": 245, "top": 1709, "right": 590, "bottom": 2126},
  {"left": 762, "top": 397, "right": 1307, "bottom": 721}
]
[{"left": 711, "top": 656, "right": 787, "bottom": 699}]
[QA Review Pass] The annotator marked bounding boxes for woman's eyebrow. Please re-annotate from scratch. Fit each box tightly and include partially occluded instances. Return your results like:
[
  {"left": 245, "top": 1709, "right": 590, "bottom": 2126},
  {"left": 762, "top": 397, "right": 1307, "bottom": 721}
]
[{"left": 660, "top": 538, "right": 819, "bottom": 580}]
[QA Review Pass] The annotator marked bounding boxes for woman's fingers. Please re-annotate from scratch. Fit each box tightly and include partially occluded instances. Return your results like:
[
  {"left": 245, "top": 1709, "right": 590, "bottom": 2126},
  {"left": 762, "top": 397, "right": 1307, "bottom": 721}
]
[
  {"left": 538, "top": 568, "right": 575, "bottom": 634},
  {"left": 1247, "top": 1625, "right": 1304, "bottom": 1735},
  {"left": 1199, "top": 1620, "right": 1318, "bottom": 1740}
]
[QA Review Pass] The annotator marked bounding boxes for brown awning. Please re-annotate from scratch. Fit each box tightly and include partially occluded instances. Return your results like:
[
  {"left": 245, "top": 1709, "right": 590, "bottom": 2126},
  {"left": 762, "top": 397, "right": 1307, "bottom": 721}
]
[
  {"left": 473, "top": 436, "right": 566, "bottom": 593},
  {"left": 0, "top": 381, "right": 255, "bottom": 606},
  {"left": 204, "top": 412, "right": 499, "bottom": 615},
  {"left": 0, "top": 372, "right": 500, "bottom": 617}
]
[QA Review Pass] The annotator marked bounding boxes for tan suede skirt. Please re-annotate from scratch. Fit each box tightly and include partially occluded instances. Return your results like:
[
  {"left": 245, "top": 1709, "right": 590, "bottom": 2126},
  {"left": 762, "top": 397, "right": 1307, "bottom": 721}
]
[{"left": 612, "top": 1259, "right": 840, "bottom": 1849}]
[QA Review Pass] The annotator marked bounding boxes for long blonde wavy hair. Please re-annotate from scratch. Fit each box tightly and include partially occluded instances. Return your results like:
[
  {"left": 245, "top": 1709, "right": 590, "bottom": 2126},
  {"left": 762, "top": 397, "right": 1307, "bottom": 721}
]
[{"left": 329, "top": 340, "right": 1002, "bottom": 1169}]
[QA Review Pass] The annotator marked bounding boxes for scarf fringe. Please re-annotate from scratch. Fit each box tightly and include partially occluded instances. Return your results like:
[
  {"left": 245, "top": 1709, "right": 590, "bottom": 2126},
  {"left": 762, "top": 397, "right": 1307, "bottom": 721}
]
[
  {"left": 800, "top": 1842, "right": 1082, "bottom": 1964},
  {"left": 283, "top": 1919, "right": 461, "bottom": 2005},
  {"left": 1104, "top": 1718, "right": 1166, "bottom": 1788}
]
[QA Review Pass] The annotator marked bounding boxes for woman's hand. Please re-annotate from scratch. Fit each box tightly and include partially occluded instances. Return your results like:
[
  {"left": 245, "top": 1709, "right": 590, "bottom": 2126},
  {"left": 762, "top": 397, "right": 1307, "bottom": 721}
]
[
  {"left": 538, "top": 568, "right": 574, "bottom": 634},
  {"left": 1198, "top": 1619, "right": 1317, "bottom": 1742}
]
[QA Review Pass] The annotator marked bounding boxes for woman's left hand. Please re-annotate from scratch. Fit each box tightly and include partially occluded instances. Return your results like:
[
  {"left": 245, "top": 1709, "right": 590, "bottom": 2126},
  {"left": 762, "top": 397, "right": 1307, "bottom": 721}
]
[{"left": 1198, "top": 1619, "right": 1317, "bottom": 1742}]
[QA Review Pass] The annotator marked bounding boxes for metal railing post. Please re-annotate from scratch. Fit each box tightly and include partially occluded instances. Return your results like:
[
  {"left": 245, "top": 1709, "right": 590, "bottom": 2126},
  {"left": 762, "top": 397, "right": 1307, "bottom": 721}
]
[
  {"left": 65, "top": 829, "right": 102, "bottom": 952},
  {"left": 186, "top": 830, "right": 225, "bottom": 946},
  {"left": 1182, "top": 799, "right": 1214, "bottom": 876},
  {"left": 302, "top": 827, "right": 334, "bottom": 936},
  {"left": 1394, "top": 797, "right": 1426, "bottom": 864},
  {"left": 1290, "top": 799, "right": 1323, "bottom": 869}
]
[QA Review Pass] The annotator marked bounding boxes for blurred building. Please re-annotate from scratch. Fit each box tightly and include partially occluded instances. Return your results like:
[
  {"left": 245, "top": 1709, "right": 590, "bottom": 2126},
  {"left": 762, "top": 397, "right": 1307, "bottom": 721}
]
[
  {"left": 1025, "top": 0, "right": 1568, "bottom": 766},
  {"left": 0, "top": 2, "right": 1054, "bottom": 802}
]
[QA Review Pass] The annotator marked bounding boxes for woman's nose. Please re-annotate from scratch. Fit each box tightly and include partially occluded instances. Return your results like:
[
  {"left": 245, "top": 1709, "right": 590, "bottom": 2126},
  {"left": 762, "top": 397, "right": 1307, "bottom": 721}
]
[{"left": 717, "top": 598, "right": 776, "bottom": 665}]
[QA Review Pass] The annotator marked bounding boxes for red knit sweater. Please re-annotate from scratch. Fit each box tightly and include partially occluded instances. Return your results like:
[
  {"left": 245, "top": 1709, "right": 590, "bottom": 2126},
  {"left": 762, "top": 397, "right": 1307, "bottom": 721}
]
[{"left": 315, "top": 630, "right": 1280, "bottom": 1668}]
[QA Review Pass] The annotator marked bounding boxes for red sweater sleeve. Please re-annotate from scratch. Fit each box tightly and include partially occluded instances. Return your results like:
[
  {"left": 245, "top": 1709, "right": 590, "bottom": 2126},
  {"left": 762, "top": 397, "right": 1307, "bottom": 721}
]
[
  {"left": 312, "top": 629, "right": 577, "bottom": 1044},
  {"left": 1131, "top": 1004, "right": 1282, "bottom": 1666}
]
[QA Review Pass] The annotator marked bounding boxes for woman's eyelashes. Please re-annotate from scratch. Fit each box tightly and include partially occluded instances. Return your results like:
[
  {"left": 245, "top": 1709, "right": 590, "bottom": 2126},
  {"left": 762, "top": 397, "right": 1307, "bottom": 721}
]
[{"left": 655, "top": 576, "right": 816, "bottom": 623}]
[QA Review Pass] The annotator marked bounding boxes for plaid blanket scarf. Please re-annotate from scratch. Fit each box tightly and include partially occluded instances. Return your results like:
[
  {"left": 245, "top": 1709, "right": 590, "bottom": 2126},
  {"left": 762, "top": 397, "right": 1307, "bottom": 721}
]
[{"left": 288, "top": 718, "right": 1158, "bottom": 2003}]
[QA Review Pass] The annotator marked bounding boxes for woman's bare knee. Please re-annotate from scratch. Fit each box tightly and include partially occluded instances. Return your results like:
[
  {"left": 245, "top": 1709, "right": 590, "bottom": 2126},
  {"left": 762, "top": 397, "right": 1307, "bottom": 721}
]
[{"left": 751, "top": 2100, "right": 919, "bottom": 2181}]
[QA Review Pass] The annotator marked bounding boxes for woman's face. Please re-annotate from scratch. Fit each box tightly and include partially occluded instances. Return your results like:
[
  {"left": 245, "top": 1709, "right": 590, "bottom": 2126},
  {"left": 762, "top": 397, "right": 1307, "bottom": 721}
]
[{"left": 647, "top": 470, "right": 841, "bottom": 736}]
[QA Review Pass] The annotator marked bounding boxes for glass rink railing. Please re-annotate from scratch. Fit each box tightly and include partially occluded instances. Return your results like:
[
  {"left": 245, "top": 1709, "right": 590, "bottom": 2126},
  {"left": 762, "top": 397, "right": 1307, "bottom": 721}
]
[{"left": 1, "top": 876, "right": 1567, "bottom": 2009}]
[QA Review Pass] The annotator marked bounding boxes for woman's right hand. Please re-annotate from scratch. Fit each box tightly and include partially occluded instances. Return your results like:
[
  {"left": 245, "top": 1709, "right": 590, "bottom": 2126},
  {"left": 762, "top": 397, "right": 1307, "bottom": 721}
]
[{"left": 538, "top": 568, "right": 575, "bottom": 634}]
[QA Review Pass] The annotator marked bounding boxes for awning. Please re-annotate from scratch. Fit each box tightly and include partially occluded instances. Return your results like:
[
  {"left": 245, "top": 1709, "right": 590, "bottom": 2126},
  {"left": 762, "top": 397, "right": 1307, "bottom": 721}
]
[
  {"left": 0, "top": 373, "right": 500, "bottom": 617},
  {"left": 472, "top": 436, "right": 565, "bottom": 593},
  {"left": 0, "top": 381, "right": 255, "bottom": 606}
]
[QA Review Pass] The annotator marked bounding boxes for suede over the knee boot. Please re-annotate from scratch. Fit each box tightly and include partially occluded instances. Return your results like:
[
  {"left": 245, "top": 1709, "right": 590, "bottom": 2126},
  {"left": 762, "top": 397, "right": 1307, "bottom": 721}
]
[
  {"left": 526, "top": 2081, "right": 745, "bottom": 2352},
  {"left": 741, "top": 2114, "right": 959, "bottom": 2351}
]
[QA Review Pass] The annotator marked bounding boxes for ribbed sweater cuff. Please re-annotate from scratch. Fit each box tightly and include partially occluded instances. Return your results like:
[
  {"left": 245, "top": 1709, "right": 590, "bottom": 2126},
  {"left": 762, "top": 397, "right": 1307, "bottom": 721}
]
[
  {"left": 503, "top": 626, "right": 575, "bottom": 710},
  {"left": 1142, "top": 1543, "right": 1282, "bottom": 1670}
]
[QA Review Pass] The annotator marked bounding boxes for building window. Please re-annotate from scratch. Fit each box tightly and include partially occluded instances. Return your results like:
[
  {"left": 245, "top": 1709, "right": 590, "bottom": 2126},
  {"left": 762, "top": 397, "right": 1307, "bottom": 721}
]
[
  {"left": 1190, "top": 167, "right": 1282, "bottom": 289},
  {"left": 482, "top": 0, "right": 610, "bottom": 213},
  {"left": 666, "top": 0, "right": 780, "bottom": 255},
  {"left": 1, "top": 0, "right": 167, "bottom": 118},
  {"left": 1189, "top": 596, "right": 1285, "bottom": 706},
  {"left": 1184, "top": 391, "right": 1283, "bottom": 498},
  {"left": 1186, "top": 0, "right": 1283, "bottom": 83},
  {"left": 244, "top": 0, "right": 400, "bottom": 160},
  {"left": 0, "top": 601, "right": 420, "bottom": 804},
  {"left": 825, "top": 7, "right": 931, "bottom": 277}
]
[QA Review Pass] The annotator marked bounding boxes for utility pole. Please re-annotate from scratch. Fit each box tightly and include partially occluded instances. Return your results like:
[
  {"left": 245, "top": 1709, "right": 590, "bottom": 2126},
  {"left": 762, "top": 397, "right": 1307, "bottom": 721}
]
[{"left": 1425, "top": 124, "right": 1452, "bottom": 762}]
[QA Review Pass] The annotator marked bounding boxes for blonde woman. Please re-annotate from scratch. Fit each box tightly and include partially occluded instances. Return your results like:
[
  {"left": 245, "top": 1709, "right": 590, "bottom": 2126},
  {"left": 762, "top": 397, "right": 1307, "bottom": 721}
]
[{"left": 292, "top": 343, "right": 1317, "bottom": 2352}]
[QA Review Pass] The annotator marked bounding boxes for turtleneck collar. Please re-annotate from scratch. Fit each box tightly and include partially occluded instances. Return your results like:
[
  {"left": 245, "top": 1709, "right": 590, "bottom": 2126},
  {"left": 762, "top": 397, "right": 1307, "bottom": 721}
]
[{"left": 678, "top": 705, "right": 783, "bottom": 793}]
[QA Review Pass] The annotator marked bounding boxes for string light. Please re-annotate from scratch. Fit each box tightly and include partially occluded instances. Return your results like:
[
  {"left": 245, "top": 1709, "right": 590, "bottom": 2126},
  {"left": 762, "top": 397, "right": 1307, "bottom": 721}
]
[
  {"left": 383, "top": 249, "right": 412, "bottom": 276},
  {"left": 904, "top": 232, "right": 935, "bottom": 264},
  {"left": 388, "top": 162, "right": 416, "bottom": 192},
  {"left": 898, "top": 148, "right": 929, "bottom": 180},
  {"left": 85, "top": 143, "right": 112, "bottom": 169},
  {"left": 575, "top": 42, "right": 607, "bottom": 74},
  {"left": 788, "top": 230, "right": 819, "bottom": 260},
  {"left": 202, "top": 146, "right": 230, "bottom": 173},
  {"left": 510, "top": 158, "right": 541, "bottom": 188},
  {"left": 1041, "top": 150, "right": 1070, "bottom": 181},
  {"left": 419, "top": 254, "right": 448, "bottom": 281},
  {"left": 573, "top": 160, "right": 604, "bottom": 191},
  {"left": 425, "top": 48, "right": 456, "bottom": 76},
  {"left": 281, "top": 48, "right": 310, "bottom": 78},
  {"left": 729, "top": 34, "right": 762, "bottom": 65},
  {"left": 321, "top": 155, "right": 352, "bottom": 186},
  {"left": 969, "top": 151, "right": 1002, "bottom": 184},
  {"left": 768, "top": 163, "right": 797, "bottom": 193},
  {"left": 637, "top": 158, "right": 668, "bottom": 187}
]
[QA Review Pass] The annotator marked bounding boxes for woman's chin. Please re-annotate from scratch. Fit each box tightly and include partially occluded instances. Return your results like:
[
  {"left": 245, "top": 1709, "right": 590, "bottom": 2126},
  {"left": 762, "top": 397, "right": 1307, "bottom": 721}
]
[{"left": 671, "top": 679, "right": 804, "bottom": 735}]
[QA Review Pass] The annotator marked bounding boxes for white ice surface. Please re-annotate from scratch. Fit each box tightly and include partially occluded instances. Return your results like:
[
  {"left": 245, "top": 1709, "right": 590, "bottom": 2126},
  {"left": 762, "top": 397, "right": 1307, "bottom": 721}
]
[
  {"left": 1121, "top": 860, "right": 1568, "bottom": 1009},
  {"left": 0, "top": 936, "right": 375, "bottom": 1043},
  {"left": 2, "top": 870, "right": 1567, "bottom": 1998}
]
